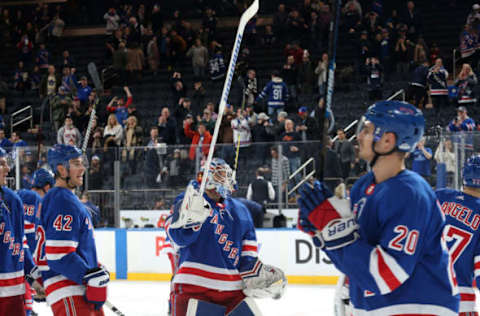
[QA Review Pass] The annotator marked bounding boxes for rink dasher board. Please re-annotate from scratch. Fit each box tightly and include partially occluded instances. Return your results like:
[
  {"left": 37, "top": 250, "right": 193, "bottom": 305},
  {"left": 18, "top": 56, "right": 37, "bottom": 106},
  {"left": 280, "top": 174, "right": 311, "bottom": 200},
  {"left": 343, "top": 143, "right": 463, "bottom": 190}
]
[{"left": 94, "top": 228, "right": 341, "bottom": 285}]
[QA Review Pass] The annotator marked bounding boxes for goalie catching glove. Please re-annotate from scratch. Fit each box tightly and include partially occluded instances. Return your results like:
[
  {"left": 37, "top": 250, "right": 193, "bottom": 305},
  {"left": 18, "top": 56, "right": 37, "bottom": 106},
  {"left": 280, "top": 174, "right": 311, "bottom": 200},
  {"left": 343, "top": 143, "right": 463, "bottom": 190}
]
[
  {"left": 241, "top": 261, "right": 287, "bottom": 299},
  {"left": 297, "top": 181, "right": 359, "bottom": 250},
  {"left": 169, "top": 184, "right": 211, "bottom": 229}
]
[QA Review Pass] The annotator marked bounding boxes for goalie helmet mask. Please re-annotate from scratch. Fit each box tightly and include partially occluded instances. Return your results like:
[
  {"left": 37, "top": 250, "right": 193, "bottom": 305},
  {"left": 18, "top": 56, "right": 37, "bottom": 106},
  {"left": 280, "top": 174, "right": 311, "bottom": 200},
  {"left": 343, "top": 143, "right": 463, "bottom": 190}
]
[
  {"left": 203, "top": 158, "right": 235, "bottom": 199},
  {"left": 356, "top": 100, "right": 425, "bottom": 166},
  {"left": 463, "top": 154, "right": 480, "bottom": 188}
]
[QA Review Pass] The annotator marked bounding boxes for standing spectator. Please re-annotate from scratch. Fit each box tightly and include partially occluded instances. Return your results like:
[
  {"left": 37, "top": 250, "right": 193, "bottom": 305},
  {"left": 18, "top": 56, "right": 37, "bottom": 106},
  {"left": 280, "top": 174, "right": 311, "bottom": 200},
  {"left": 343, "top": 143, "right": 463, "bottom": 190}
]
[
  {"left": 413, "top": 36, "right": 428, "bottom": 65},
  {"left": 355, "top": 31, "right": 371, "bottom": 81},
  {"left": 51, "top": 86, "right": 72, "bottom": 131},
  {"left": 57, "top": 114, "right": 82, "bottom": 146},
  {"left": 73, "top": 75, "right": 92, "bottom": 104},
  {"left": 256, "top": 70, "right": 289, "bottom": 117},
  {"left": 333, "top": 128, "right": 355, "bottom": 179},
  {"left": 103, "top": 114, "right": 123, "bottom": 148},
  {"left": 270, "top": 146, "right": 290, "bottom": 195},
  {"left": 251, "top": 112, "right": 274, "bottom": 165},
  {"left": 157, "top": 107, "right": 177, "bottom": 145},
  {"left": 273, "top": 4, "right": 288, "bottom": 41},
  {"left": 298, "top": 50, "right": 315, "bottom": 96},
  {"left": 244, "top": 69, "right": 258, "bottom": 107},
  {"left": 151, "top": 4, "right": 164, "bottom": 33},
  {"left": 280, "top": 119, "right": 301, "bottom": 184},
  {"left": 104, "top": 8, "right": 120, "bottom": 35},
  {"left": 89, "top": 155, "right": 104, "bottom": 189},
  {"left": 323, "top": 137, "right": 343, "bottom": 184},
  {"left": 467, "top": 4, "right": 480, "bottom": 27},
  {"left": 184, "top": 119, "right": 212, "bottom": 161},
  {"left": 60, "top": 66, "right": 75, "bottom": 94},
  {"left": 197, "top": 108, "right": 215, "bottom": 134},
  {"left": 365, "top": 57, "right": 383, "bottom": 101},
  {"left": 455, "top": 63, "right": 478, "bottom": 105},
  {"left": 13, "top": 61, "right": 29, "bottom": 91},
  {"left": 281, "top": 55, "right": 299, "bottom": 106},
  {"left": 208, "top": 47, "right": 226, "bottom": 80},
  {"left": 113, "top": 41, "right": 128, "bottom": 85},
  {"left": 202, "top": 8, "right": 217, "bottom": 40},
  {"left": 394, "top": 34, "right": 410, "bottom": 80},
  {"left": 147, "top": 36, "right": 160, "bottom": 75},
  {"left": 191, "top": 81, "right": 206, "bottom": 116},
  {"left": 435, "top": 139, "right": 455, "bottom": 186},
  {"left": 17, "top": 34, "right": 34, "bottom": 63},
  {"left": 36, "top": 43, "right": 49, "bottom": 71},
  {"left": 218, "top": 107, "right": 235, "bottom": 164},
  {"left": 60, "top": 49, "right": 75, "bottom": 68},
  {"left": 402, "top": 1, "right": 422, "bottom": 40},
  {"left": 126, "top": 45, "right": 144, "bottom": 83},
  {"left": 379, "top": 29, "right": 393, "bottom": 79},
  {"left": 169, "top": 30, "right": 187, "bottom": 67},
  {"left": 30, "top": 66, "right": 41, "bottom": 92},
  {"left": 315, "top": 53, "right": 328, "bottom": 97},
  {"left": 342, "top": 0, "right": 362, "bottom": 30},
  {"left": 186, "top": 39, "right": 209, "bottom": 80},
  {"left": 50, "top": 13, "right": 65, "bottom": 50},
  {"left": 247, "top": 168, "right": 275, "bottom": 206},
  {"left": 106, "top": 86, "right": 133, "bottom": 127},
  {"left": 39, "top": 65, "right": 61, "bottom": 98},
  {"left": 262, "top": 25, "right": 276, "bottom": 47},
  {"left": 122, "top": 115, "right": 143, "bottom": 175},
  {"left": 145, "top": 127, "right": 161, "bottom": 188},
  {"left": 408, "top": 60, "right": 429, "bottom": 108},
  {"left": 427, "top": 58, "right": 449, "bottom": 116},
  {"left": 409, "top": 137, "right": 432, "bottom": 182},
  {"left": 448, "top": 106, "right": 475, "bottom": 132},
  {"left": 174, "top": 98, "right": 193, "bottom": 141},
  {"left": 231, "top": 108, "right": 252, "bottom": 167},
  {"left": 296, "top": 106, "right": 319, "bottom": 141}
]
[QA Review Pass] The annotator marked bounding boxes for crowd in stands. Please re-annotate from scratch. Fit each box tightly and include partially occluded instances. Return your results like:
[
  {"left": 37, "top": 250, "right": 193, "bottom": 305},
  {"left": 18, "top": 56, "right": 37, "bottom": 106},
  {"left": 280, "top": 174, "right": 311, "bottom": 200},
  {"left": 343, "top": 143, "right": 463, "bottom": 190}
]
[{"left": 1, "top": 1, "right": 480, "bottom": 219}]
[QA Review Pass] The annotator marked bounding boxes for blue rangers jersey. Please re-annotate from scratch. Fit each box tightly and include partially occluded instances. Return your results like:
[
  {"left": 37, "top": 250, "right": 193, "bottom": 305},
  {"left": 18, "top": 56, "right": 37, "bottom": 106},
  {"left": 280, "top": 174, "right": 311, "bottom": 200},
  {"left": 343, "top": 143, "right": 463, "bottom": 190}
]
[
  {"left": 325, "top": 170, "right": 459, "bottom": 315},
  {"left": 427, "top": 66, "right": 449, "bottom": 96},
  {"left": 36, "top": 187, "right": 99, "bottom": 305},
  {"left": 256, "top": 77, "right": 289, "bottom": 108},
  {"left": 166, "top": 185, "right": 258, "bottom": 291},
  {"left": 436, "top": 188, "right": 480, "bottom": 313},
  {"left": 0, "top": 186, "right": 26, "bottom": 298},
  {"left": 17, "top": 189, "right": 42, "bottom": 251}
]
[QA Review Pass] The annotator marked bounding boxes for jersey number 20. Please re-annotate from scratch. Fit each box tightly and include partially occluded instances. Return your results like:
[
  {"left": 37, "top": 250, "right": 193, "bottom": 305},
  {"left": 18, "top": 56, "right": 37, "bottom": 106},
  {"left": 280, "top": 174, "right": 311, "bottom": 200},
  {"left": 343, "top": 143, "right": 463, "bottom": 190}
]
[{"left": 388, "top": 225, "right": 419, "bottom": 255}]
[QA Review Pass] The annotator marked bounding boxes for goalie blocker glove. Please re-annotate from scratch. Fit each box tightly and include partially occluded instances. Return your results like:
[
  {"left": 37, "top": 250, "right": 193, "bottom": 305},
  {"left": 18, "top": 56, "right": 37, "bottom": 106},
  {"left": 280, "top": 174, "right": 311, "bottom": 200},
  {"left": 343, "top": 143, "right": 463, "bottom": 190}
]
[
  {"left": 298, "top": 181, "right": 358, "bottom": 250},
  {"left": 83, "top": 266, "right": 110, "bottom": 310},
  {"left": 169, "top": 185, "right": 211, "bottom": 229}
]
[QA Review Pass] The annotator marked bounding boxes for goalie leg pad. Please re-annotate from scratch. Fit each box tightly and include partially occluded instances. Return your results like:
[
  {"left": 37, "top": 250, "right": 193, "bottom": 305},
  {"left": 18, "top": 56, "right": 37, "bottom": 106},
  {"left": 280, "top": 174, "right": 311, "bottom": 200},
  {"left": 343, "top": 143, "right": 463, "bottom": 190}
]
[
  {"left": 227, "top": 298, "right": 263, "bottom": 316},
  {"left": 186, "top": 299, "right": 225, "bottom": 316}
]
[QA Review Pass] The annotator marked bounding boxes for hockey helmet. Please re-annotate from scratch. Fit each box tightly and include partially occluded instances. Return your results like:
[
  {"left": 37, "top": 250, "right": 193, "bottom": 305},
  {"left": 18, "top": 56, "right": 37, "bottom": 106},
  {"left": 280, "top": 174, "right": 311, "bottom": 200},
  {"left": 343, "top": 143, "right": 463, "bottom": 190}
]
[
  {"left": 47, "top": 144, "right": 83, "bottom": 174},
  {"left": 32, "top": 168, "right": 55, "bottom": 188},
  {"left": 463, "top": 155, "right": 480, "bottom": 188},
  {"left": 203, "top": 158, "right": 235, "bottom": 199},
  {"left": 357, "top": 100, "right": 425, "bottom": 153}
]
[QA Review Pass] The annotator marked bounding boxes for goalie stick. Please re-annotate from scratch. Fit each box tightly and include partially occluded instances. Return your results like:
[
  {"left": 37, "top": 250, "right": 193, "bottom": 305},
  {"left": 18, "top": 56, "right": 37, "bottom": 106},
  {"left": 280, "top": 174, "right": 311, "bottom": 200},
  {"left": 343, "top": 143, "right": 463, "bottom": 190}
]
[
  {"left": 199, "top": 0, "right": 259, "bottom": 195},
  {"left": 105, "top": 300, "right": 126, "bottom": 316}
]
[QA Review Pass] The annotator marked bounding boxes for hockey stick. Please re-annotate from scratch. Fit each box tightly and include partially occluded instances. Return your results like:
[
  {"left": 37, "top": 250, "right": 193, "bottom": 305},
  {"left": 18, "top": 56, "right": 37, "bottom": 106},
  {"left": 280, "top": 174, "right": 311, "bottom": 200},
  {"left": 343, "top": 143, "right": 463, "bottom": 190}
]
[
  {"left": 105, "top": 300, "right": 126, "bottom": 316},
  {"left": 83, "top": 62, "right": 101, "bottom": 155},
  {"left": 199, "top": 0, "right": 259, "bottom": 195}
]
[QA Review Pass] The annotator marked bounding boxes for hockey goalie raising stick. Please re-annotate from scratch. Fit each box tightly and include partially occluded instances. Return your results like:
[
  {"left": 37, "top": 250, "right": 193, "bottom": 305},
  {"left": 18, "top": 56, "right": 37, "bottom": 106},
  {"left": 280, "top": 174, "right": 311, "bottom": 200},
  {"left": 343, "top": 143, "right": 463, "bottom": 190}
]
[{"left": 166, "top": 158, "right": 286, "bottom": 316}]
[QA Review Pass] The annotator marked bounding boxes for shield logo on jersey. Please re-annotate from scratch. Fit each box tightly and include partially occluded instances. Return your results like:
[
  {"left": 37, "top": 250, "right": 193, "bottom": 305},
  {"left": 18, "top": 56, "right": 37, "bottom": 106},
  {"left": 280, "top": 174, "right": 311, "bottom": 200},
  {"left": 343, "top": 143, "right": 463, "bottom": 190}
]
[{"left": 353, "top": 197, "right": 367, "bottom": 220}]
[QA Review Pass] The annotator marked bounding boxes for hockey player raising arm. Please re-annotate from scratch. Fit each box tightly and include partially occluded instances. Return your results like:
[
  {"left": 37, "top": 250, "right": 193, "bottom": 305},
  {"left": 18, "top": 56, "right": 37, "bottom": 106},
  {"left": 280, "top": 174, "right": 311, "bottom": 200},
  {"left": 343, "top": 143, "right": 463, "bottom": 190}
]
[
  {"left": 297, "top": 101, "right": 459, "bottom": 315},
  {"left": 166, "top": 158, "right": 286, "bottom": 316},
  {"left": 35, "top": 144, "right": 109, "bottom": 316},
  {"left": 0, "top": 148, "right": 29, "bottom": 315},
  {"left": 436, "top": 155, "right": 480, "bottom": 315}
]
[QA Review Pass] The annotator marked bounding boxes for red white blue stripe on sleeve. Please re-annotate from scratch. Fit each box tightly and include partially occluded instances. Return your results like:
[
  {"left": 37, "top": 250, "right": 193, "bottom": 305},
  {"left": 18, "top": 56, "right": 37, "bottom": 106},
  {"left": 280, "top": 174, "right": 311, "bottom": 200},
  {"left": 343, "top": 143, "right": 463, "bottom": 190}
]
[
  {"left": 241, "top": 240, "right": 258, "bottom": 257},
  {"left": 45, "top": 240, "right": 78, "bottom": 261},
  {"left": 0, "top": 270, "right": 25, "bottom": 297},
  {"left": 369, "top": 246, "right": 409, "bottom": 295}
]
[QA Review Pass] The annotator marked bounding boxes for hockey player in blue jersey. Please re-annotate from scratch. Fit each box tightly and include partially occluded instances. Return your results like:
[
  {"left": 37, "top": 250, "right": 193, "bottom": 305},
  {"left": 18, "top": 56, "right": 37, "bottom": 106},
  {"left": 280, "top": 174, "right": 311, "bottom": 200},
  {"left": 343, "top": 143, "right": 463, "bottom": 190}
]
[
  {"left": 18, "top": 168, "right": 54, "bottom": 315},
  {"left": 166, "top": 158, "right": 286, "bottom": 316},
  {"left": 297, "top": 100, "right": 459, "bottom": 315},
  {"left": 0, "top": 147, "right": 29, "bottom": 315},
  {"left": 255, "top": 70, "right": 289, "bottom": 117},
  {"left": 35, "top": 144, "right": 109, "bottom": 316},
  {"left": 436, "top": 155, "right": 480, "bottom": 315}
]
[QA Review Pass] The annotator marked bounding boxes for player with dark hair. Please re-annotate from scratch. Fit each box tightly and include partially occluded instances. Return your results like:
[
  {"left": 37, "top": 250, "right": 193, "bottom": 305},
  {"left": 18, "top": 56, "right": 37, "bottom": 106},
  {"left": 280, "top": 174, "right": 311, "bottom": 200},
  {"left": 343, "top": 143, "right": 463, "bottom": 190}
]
[
  {"left": 35, "top": 144, "right": 109, "bottom": 315},
  {"left": 436, "top": 155, "right": 480, "bottom": 315},
  {"left": 0, "top": 148, "right": 30, "bottom": 316},
  {"left": 18, "top": 168, "right": 54, "bottom": 315},
  {"left": 166, "top": 158, "right": 286, "bottom": 316},
  {"left": 297, "top": 100, "right": 459, "bottom": 314}
]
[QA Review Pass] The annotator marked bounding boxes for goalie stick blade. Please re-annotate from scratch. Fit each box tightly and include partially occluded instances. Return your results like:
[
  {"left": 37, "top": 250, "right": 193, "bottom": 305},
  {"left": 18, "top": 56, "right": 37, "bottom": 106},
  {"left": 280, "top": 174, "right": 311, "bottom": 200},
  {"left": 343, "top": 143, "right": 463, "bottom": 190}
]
[
  {"left": 199, "top": 0, "right": 259, "bottom": 195},
  {"left": 88, "top": 62, "right": 103, "bottom": 94}
]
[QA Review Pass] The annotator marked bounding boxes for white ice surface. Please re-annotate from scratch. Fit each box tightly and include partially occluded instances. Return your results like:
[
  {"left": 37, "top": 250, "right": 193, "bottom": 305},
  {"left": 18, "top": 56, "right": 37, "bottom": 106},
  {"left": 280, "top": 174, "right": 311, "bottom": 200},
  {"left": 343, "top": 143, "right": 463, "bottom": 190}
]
[{"left": 33, "top": 281, "right": 337, "bottom": 316}]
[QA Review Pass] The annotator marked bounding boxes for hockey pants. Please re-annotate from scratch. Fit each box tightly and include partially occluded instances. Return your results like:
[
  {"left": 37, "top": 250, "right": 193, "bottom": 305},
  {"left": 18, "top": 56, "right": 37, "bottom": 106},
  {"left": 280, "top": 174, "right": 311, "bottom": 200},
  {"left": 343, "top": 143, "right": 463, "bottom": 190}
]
[
  {"left": 0, "top": 294, "right": 26, "bottom": 316},
  {"left": 51, "top": 295, "right": 104, "bottom": 316}
]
